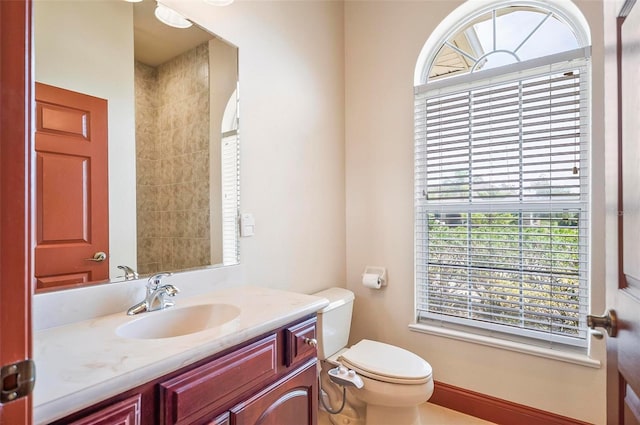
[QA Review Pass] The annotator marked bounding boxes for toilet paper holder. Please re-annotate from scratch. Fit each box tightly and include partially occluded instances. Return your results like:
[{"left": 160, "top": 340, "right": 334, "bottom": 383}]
[{"left": 362, "top": 266, "right": 387, "bottom": 288}]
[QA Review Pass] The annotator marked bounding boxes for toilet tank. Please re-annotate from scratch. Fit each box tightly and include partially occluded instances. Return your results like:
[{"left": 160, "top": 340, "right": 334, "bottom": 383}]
[{"left": 313, "top": 287, "right": 355, "bottom": 360}]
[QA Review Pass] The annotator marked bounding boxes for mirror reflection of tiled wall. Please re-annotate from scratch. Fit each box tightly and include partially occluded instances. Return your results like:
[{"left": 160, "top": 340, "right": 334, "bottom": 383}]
[{"left": 135, "top": 43, "right": 211, "bottom": 274}]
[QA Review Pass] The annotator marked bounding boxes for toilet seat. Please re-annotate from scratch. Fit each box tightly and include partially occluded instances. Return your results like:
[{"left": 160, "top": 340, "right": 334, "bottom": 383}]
[{"left": 339, "top": 339, "right": 432, "bottom": 385}]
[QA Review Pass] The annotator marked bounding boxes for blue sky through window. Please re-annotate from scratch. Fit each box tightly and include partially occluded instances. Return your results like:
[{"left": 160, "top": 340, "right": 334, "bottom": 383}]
[{"left": 472, "top": 10, "right": 580, "bottom": 70}]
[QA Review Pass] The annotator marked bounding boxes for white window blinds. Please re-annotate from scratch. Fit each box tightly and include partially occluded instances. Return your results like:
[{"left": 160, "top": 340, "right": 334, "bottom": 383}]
[
  {"left": 414, "top": 57, "right": 589, "bottom": 348},
  {"left": 221, "top": 132, "right": 239, "bottom": 264}
]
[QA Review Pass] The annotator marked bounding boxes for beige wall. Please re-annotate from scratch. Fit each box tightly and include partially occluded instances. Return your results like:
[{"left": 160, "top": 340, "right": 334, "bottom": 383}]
[{"left": 344, "top": 1, "right": 606, "bottom": 423}]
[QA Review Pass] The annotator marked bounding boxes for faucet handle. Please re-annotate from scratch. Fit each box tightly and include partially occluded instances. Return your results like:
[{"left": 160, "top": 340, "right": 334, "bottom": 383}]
[
  {"left": 158, "top": 284, "right": 180, "bottom": 310},
  {"left": 163, "top": 284, "right": 180, "bottom": 297},
  {"left": 147, "top": 272, "right": 173, "bottom": 289}
]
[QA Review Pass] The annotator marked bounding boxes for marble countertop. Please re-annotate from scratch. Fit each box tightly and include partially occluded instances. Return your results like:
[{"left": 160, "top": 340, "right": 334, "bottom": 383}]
[{"left": 33, "top": 286, "right": 329, "bottom": 425}]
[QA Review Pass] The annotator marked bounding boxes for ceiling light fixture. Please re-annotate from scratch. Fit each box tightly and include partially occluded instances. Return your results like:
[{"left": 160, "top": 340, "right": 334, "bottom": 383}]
[{"left": 154, "top": 2, "right": 193, "bottom": 29}]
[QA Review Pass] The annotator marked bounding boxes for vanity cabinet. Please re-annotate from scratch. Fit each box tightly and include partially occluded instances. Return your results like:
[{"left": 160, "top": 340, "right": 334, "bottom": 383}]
[{"left": 50, "top": 316, "right": 318, "bottom": 425}]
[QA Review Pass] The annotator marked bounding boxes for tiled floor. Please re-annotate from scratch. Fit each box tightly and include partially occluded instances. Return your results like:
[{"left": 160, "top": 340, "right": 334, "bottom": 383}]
[{"left": 318, "top": 402, "right": 496, "bottom": 425}]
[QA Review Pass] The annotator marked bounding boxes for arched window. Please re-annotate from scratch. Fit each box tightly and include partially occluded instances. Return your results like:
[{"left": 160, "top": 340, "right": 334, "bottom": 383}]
[{"left": 413, "top": 2, "right": 591, "bottom": 349}]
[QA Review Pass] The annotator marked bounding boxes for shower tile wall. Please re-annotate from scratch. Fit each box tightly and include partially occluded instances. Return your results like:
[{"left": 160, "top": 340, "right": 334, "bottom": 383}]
[{"left": 135, "top": 43, "right": 211, "bottom": 274}]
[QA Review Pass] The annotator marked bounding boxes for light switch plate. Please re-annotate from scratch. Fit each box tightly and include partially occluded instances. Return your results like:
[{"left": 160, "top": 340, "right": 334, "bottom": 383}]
[{"left": 240, "top": 213, "right": 255, "bottom": 237}]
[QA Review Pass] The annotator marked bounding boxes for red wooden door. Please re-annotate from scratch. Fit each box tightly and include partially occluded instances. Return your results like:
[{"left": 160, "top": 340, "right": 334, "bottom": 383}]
[
  {"left": 0, "top": 0, "right": 32, "bottom": 423},
  {"left": 610, "top": 1, "right": 640, "bottom": 423},
  {"left": 34, "top": 83, "right": 109, "bottom": 291}
]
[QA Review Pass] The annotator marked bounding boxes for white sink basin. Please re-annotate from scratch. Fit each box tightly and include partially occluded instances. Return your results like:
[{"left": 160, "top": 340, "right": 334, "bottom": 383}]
[{"left": 116, "top": 303, "right": 241, "bottom": 339}]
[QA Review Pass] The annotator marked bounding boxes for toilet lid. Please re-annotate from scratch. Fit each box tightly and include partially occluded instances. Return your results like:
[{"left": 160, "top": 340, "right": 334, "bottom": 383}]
[{"left": 339, "top": 339, "right": 432, "bottom": 384}]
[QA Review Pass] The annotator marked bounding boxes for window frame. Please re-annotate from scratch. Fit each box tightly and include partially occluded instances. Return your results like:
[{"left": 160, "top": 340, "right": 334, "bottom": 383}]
[
  {"left": 414, "top": 46, "right": 592, "bottom": 350},
  {"left": 414, "top": 1, "right": 591, "bottom": 86}
]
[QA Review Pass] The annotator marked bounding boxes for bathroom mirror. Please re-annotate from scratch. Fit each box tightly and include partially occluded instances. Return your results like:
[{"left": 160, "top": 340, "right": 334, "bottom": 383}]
[{"left": 33, "top": 0, "right": 239, "bottom": 292}]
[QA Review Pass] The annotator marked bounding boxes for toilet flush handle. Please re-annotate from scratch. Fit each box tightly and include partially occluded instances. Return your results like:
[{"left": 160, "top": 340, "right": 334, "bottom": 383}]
[{"left": 304, "top": 337, "right": 318, "bottom": 348}]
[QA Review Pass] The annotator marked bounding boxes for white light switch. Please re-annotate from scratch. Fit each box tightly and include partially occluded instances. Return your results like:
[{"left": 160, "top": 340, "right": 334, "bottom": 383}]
[{"left": 240, "top": 213, "right": 255, "bottom": 237}]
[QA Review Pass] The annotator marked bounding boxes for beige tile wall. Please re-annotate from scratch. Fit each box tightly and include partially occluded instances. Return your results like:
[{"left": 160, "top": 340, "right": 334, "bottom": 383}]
[{"left": 135, "top": 43, "right": 211, "bottom": 274}]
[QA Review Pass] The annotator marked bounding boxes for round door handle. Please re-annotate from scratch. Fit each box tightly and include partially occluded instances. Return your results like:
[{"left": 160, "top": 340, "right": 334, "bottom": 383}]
[
  {"left": 84, "top": 251, "right": 107, "bottom": 262},
  {"left": 304, "top": 337, "right": 318, "bottom": 347},
  {"left": 587, "top": 309, "right": 617, "bottom": 338}
]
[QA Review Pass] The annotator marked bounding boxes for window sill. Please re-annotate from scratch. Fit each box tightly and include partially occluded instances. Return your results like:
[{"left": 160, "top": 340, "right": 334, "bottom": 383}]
[{"left": 408, "top": 323, "right": 601, "bottom": 369}]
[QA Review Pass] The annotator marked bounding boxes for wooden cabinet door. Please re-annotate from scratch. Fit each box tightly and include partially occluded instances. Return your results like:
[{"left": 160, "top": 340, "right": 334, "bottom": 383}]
[
  {"left": 230, "top": 361, "right": 317, "bottom": 425},
  {"left": 34, "top": 82, "right": 109, "bottom": 290}
]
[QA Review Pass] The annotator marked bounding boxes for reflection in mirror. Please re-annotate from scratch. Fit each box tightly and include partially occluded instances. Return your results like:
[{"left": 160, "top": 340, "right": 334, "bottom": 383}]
[
  {"left": 133, "top": 0, "right": 239, "bottom": 274},
  {"left": 33, "top": 0, "right": 239, "bottom": 292}
]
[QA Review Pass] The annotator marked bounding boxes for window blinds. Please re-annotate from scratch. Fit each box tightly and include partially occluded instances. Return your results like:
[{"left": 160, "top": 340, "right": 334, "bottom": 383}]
[
  {"left": 414, "top": 58, "right": 589, "bottom": 347},
  {"left": 221, "top": 132, "right": 239, "bottom": 264}
]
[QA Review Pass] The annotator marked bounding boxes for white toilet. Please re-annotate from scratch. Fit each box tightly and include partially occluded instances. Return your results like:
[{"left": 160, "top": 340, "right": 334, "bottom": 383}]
[{"left": 314, "top": 287, "right": 434, "bottom": 425}]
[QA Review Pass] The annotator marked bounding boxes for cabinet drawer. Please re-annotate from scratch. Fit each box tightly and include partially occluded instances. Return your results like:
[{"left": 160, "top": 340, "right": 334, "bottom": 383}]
[
  {"left": 160, "top": 334, "right": 278, "bottom": 425},
  {"left": 284, "top": 317, "right": 317, "bottom": 367},
  {"left": 67, "top": 394, "right": 141, "bottom": 425}
]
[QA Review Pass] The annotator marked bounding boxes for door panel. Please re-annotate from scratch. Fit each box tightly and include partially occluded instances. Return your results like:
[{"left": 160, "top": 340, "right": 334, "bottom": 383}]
[
  {"left": 40, "top": 103, "right": 90, "bottom": 136},
  {"left": 0, "top": 0, "right": 32, "bottom": 423},
  {"left": 34, "top": 82, "right": 109, "bottom": 290},
  {"left": 38, "top": 153, "right": 89, "bottom": 242},
  {"left": 616, "top": 291, "right": 640, "bottom": 425},
  {"left": 613, "top": 1, "right": 640, "bottom": 424}
]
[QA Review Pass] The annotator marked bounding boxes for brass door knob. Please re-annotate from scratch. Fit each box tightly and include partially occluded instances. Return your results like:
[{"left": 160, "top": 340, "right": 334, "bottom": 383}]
[
  {"left": 587, "top": 310, "right": 618, "bottom": 338},
  {"left": 84, "top": 251, "right": 107, "bottom": 262}
]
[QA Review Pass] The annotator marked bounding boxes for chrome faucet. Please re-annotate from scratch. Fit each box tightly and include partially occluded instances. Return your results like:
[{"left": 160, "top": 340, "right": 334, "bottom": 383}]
[
  {"left": 126, "top": 273, "right": 180, "bottom": 315},
  {"left": 117, "top": 265, "right": 139, "bottom": 280}
]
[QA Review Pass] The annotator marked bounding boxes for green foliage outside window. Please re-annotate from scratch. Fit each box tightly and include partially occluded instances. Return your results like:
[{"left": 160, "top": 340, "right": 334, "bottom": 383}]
[{"left": 424, "top": 210, "right": 581, "bottom": 336}]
